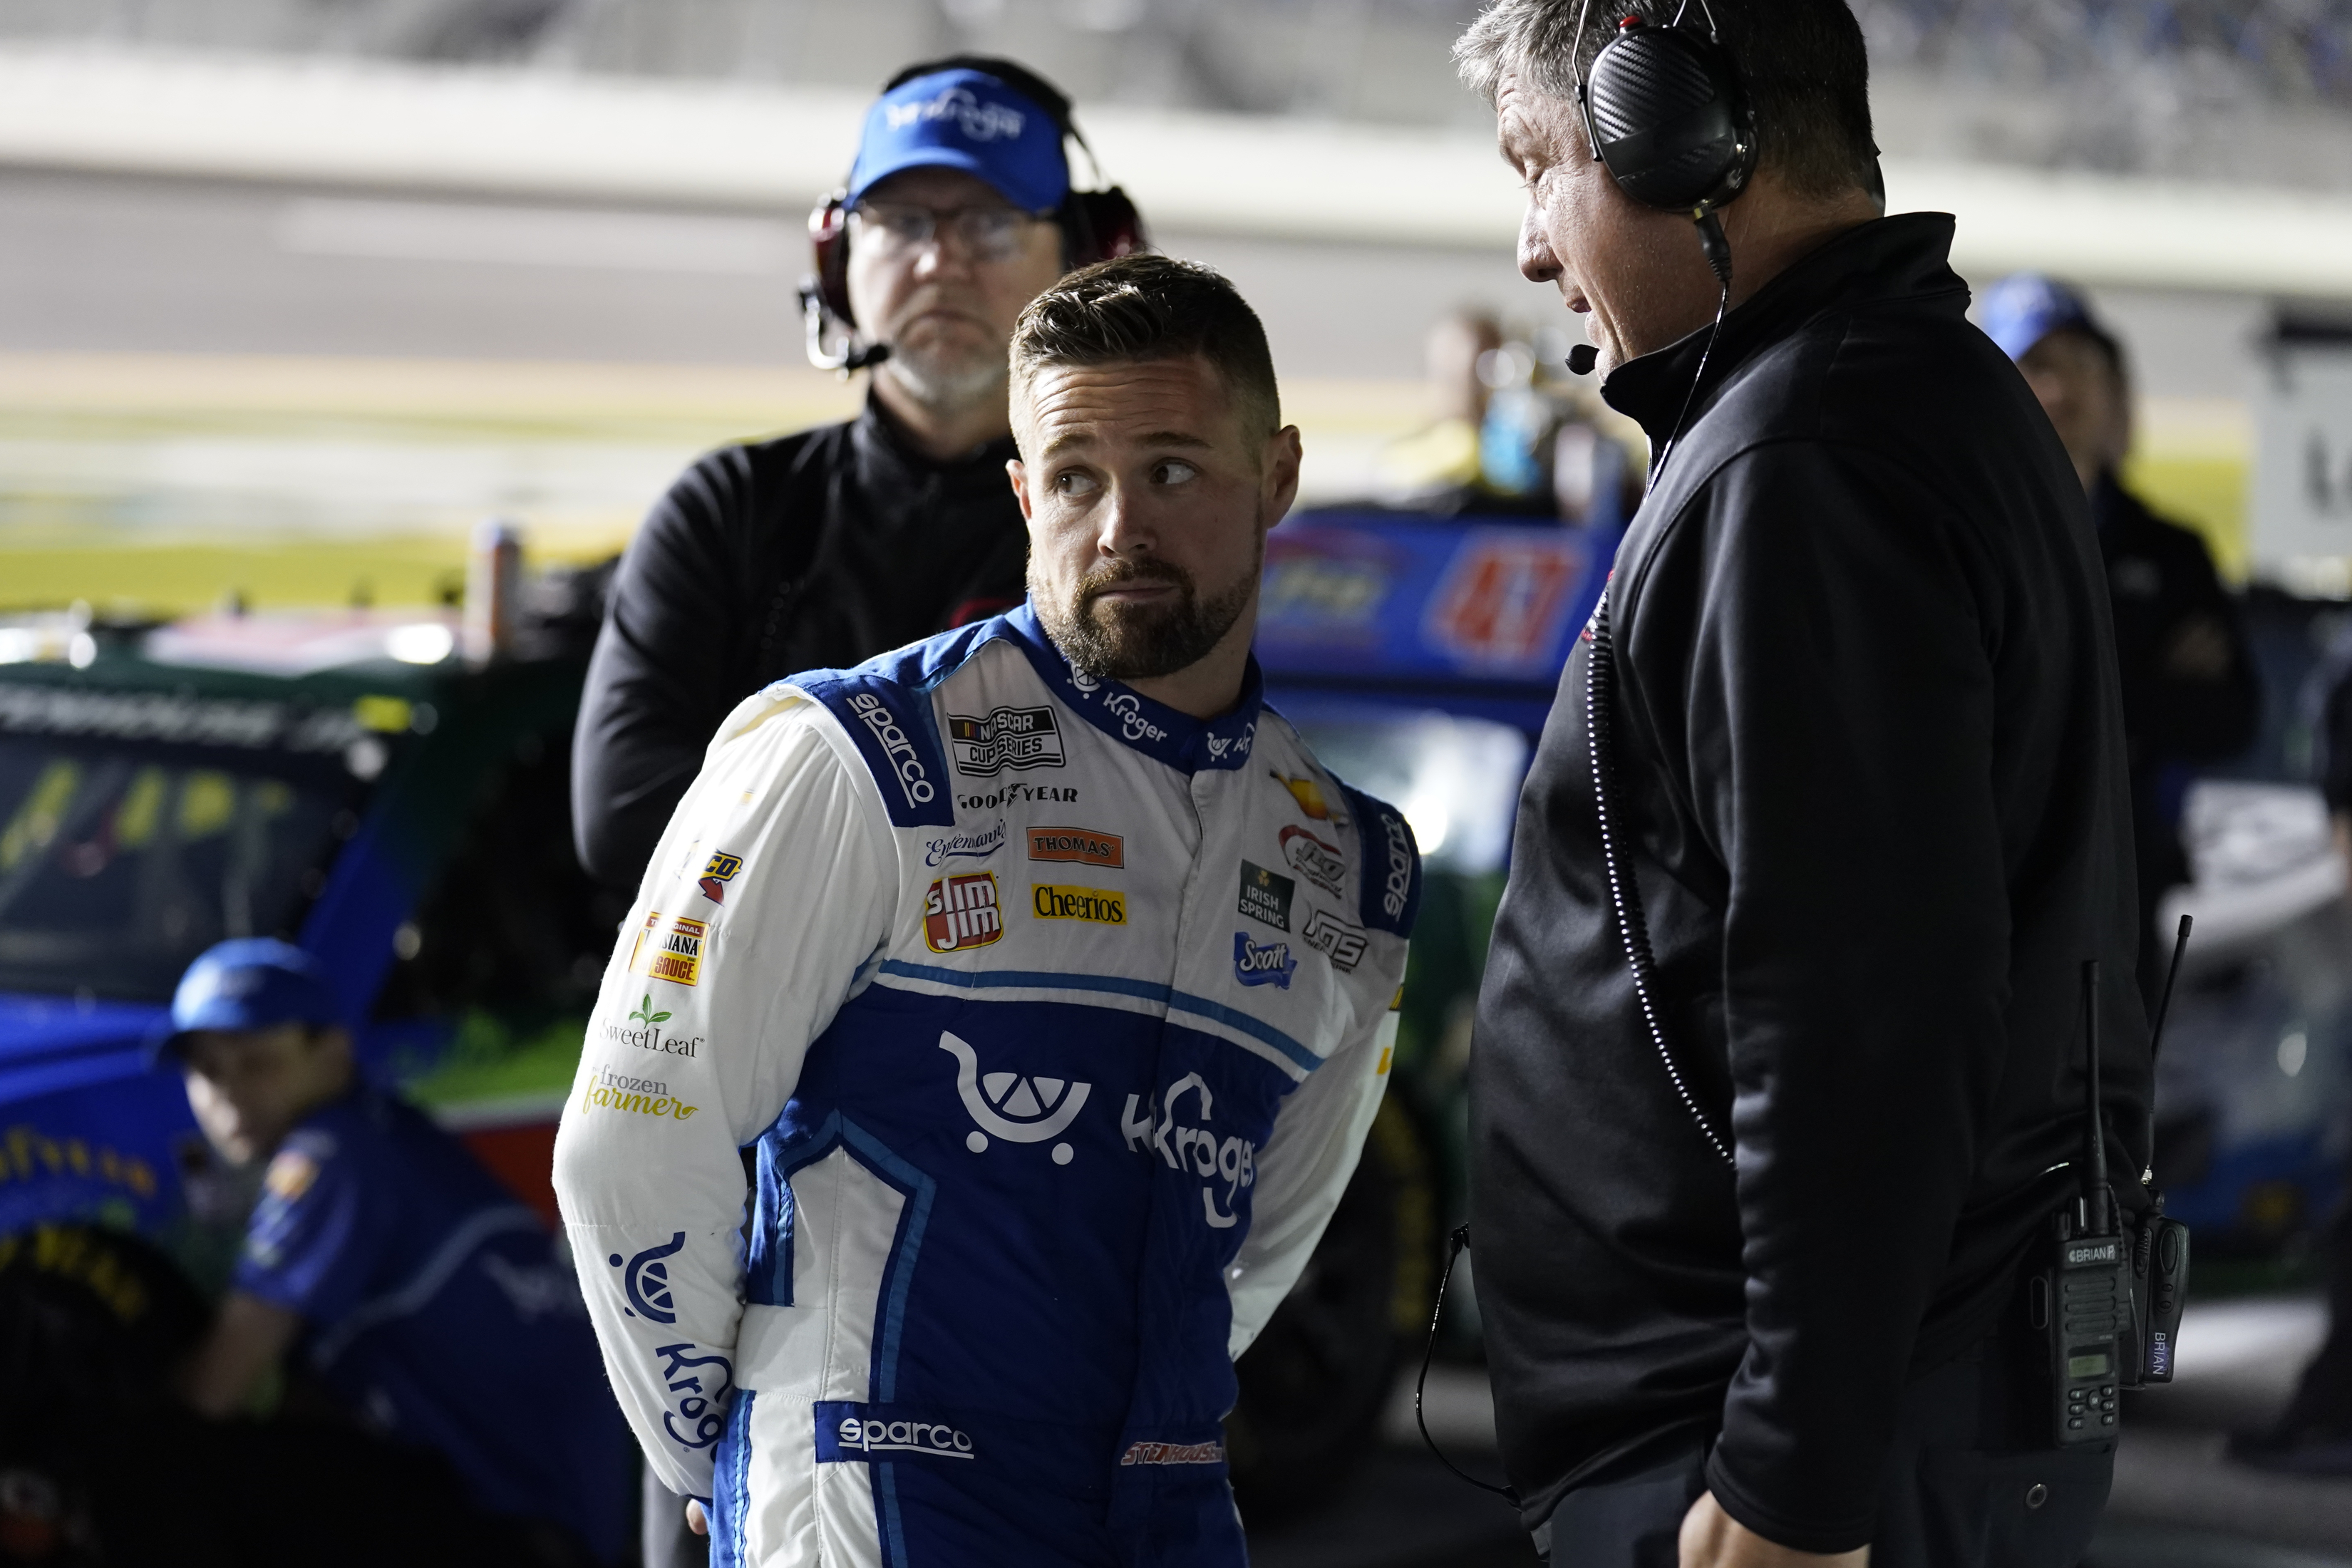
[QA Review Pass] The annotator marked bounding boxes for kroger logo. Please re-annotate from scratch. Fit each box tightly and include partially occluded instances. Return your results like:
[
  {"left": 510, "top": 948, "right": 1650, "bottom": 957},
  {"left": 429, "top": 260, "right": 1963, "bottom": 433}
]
[
  {"left": 654, "top": 1341, "right": 733, "bottom": 1451},
  {"left": 939, "top": 1031, "right": 1089, "bottom": 1162},
  {"left": 610, "top": 1232, "right": 686, "bottom": 1324},
  {"left": 884, "top": 85, "right": 1024, "bottom": 143},
  {"left": 1204, "top": 722, "right": 1255, "bottom": 763},
  {"left": 847, "top": 691, "right": 934, "bottom": 808},
  {"left": 1234, "top": 932, "right": 1297, "bottom": 989},
  {"left": 1123, "top": 1072, "right": 1257, "bottom": 1229}
]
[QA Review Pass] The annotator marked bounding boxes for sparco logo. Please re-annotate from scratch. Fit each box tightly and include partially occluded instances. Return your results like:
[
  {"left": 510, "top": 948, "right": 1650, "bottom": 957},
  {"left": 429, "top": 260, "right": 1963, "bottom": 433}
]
[
  {"left": 847, "top": 691, "right": 934, "bottom": 807},
  {"left": 816, "top": 1401, "right": 978, "bottom": 1463},
  {"left": 1123, "top": 1072, "right": 1256, "bottom": 1229},
  {"left": 1378, "top": 810, "right": 1413, "bottom": 919}
]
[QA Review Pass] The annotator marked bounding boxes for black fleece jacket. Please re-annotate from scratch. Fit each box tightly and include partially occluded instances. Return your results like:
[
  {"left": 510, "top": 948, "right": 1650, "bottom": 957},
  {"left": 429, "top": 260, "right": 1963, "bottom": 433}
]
[
  {"left": 1468, "top": 214, "right": 2150, "bottom": 1551},
  {"left": 572, "top": 397, "right": 1029, "bottom": 888}
]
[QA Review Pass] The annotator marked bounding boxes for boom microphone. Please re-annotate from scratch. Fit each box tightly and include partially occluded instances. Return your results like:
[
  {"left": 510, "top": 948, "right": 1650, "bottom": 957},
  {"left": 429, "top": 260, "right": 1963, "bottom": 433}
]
[{"left": 1567, "top": 343, "right": 1599, "bottom": 376}]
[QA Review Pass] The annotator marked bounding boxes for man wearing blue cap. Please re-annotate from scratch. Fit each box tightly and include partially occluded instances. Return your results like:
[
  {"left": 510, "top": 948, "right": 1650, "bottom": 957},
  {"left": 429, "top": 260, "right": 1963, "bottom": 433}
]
[
  {"left": 162, "top": 937, "right": 632, "bottom": 1564},
  {"left": 572, "top": 57, "right": 1142, "bottom": 894},
  {"left": 1981, "top": 274, "right": 2259, "bottom": 1000}
]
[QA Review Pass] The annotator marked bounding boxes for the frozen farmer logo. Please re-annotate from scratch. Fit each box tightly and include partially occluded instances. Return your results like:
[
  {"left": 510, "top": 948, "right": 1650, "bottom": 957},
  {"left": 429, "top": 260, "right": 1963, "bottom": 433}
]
[
  {"left": 630, "top": 912, "right": 708, "bottom": 987},
  {"left": 1301, "top": 908, "right": 1368, "bottom": 972},
  {"left": 581, "top": 1067, "right": 701, "bottom": 1121},
  {"left": 1237, "top": 860, "right": 1295, "bottom": 932},
  {"left": 1279, "top": 825, "right": 1346, "bottom": 897},
  {"left": 610, "top": 1232, "right": 686, "bottom": 1322},
  {"left": 1233, "top": 932, "right": 1297, "bottom": 989},
  {"left": 924, "top": 872, "right": 1003, "bottom": 952},
  {"left": 698, "top": 850, "right": 743, "bottom": 904},
  {"left": 948, "top": 705, "right": 1065, "bottom": 775},
  {"left": 1028, "top": 825, "right": 1123, "bottom": 867}
]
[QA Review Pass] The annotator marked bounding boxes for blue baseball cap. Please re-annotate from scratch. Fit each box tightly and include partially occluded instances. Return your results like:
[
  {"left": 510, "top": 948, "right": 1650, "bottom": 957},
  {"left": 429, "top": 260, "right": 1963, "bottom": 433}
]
[
  {"left": 153, "top": 937, "right": 344, "bottom": 1062},
  {"left": 846, "top": 68, "right": 1071, "bottom": 214},
  {"left": 1981, "top": 272, "right": 2105, "bottom": 363}
]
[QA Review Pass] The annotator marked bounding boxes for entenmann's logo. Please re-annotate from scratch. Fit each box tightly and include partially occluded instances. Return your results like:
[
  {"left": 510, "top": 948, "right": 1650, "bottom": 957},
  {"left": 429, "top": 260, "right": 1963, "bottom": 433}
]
[
  {"left": 847, "top": 691, "right": 935, "bottom": 808},
  {"left": 1032, "top": 883, "right": 1126, "bottom": 924},
  {"left": 924, "top": 818, "right": 1006, "bottom": 867}
]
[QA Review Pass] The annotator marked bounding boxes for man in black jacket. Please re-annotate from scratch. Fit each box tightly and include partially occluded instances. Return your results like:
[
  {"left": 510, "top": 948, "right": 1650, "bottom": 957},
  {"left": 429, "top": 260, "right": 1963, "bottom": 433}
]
[
  {"left": 573, "top": 56, "right": 1118, "bottom": 888},
  {"left": 1981, "top": 272, "right": 2260, "bottom": 1001},
  {"left": 1455, "top": 3, "right": 2148, "bottom": 1564}
]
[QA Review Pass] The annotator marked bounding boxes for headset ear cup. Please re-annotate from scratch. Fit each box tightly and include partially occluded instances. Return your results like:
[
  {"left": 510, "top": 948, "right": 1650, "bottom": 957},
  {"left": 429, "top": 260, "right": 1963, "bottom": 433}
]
[
  {"left": 1586, "top": 24, "right": 1755, "bottom": 212},
  {"left": 1066, "top": 187, "right": 1149, "bottom": 269},
  {"left": 809, "top": 197, "right": 855, "bottom": 327}
]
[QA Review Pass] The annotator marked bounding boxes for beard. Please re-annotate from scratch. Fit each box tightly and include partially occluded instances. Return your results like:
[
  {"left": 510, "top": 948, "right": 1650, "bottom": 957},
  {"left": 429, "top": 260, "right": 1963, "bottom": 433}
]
[
  {"left": 880, "top": 316, "right": 1009, "bottom": 411},
  {"left": 1033, "top": 541, "right": 1261, "bottom": 683}
]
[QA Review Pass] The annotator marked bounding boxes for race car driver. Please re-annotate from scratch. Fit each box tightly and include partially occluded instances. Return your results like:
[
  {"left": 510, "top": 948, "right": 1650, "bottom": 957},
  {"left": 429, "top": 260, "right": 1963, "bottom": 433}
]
[
  {"left": 554, "top": 254, "right": 1420, "bottom": 1567},
  {"left": 572, "top": 55, "right": 1144, "bottom": 891}
]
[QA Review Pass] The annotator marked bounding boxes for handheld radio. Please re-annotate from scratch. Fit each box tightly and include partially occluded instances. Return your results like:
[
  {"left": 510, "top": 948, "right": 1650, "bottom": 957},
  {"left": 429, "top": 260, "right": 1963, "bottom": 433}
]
[
  {"left": 2126, "top": 914, "right": 2194, "bottom": 1385},
  {"left": 2034, "top": 959, "right": 2130, "bottom": 1446}
]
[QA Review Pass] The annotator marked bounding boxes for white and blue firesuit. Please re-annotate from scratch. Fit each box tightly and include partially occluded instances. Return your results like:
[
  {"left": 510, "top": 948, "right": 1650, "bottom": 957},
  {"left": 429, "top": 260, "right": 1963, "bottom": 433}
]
[{"left": 554, "top": 603, "right": 1420, "bottom": 1568}]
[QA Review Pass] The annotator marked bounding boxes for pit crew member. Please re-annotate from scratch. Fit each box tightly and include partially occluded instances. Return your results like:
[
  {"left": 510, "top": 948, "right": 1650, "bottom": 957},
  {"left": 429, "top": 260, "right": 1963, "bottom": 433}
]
[
  {"left": 573, "top": 56, "right": 1143, "bottom": 890},
  {"left": 166, "top": 938, "right": 632, "bottom": 1563},
  {"left": 554, "top": 254, "right": 1419, "bottom": 1567}
]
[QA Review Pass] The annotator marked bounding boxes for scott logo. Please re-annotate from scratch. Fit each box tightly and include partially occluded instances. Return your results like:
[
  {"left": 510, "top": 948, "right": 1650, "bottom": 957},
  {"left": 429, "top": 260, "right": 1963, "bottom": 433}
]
[
  {"left": 938, "top": 1032, "right": 1090, "bottom": 1161},
  {"left": 1234, "top": 932, "right": 1296, "bottom": 989},
  {"left": 1122, "top": 1073, "right": 1257, "bottom": 1229},
  {"left": 847, "top": 691, "right": 934, "bottom": 808},
  {"left": 655, "top": 1341, "right": 733, "bottom": 1450},
  {"left": 610, "top": 1232, "right": 686, "bottom": 1323}
]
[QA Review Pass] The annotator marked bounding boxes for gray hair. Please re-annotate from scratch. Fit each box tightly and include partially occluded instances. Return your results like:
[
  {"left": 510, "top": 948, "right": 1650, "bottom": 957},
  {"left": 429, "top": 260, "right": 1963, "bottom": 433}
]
[{"left": 1453, "top": 0, "right": 1880, "bottom": 200}]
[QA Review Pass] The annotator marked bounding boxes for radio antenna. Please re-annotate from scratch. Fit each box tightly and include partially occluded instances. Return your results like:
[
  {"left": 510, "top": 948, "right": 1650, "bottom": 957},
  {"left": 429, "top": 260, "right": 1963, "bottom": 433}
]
[
  {"left": 2083, "top": 959, "right": 2111, "bottom": 1232},
  {"left": 2142, "top": 914, "right": 2194, "bottom": 1185}
]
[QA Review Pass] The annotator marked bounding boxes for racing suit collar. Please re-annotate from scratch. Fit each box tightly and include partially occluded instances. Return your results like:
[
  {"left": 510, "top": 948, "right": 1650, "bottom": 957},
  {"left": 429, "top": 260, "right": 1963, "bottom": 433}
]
[{"left": 1001, "top": 599, "right": 1264, "bottom": 774}]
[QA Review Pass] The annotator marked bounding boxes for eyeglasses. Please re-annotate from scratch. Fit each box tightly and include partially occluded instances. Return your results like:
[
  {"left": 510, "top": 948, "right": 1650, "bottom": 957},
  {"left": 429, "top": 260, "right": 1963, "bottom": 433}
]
[{"left": 848, "top": 201, "right": 1051, "bottom": 263}]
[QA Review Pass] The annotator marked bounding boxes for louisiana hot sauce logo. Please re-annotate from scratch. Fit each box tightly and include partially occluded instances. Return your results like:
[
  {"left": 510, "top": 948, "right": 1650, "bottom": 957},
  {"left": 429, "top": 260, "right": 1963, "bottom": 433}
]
[
  {"left": 630, "top": 912, "right": 709, "bottom": 986},
  {"left": 924, "top": 873, "right": 1004, "bottom": 953}
]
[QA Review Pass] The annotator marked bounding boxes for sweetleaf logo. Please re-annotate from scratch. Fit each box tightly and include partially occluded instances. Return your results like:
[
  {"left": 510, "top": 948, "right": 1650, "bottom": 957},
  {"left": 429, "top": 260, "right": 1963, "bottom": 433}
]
[{"left": 629, "top": 994, "right": 671, "bottom": 1026}]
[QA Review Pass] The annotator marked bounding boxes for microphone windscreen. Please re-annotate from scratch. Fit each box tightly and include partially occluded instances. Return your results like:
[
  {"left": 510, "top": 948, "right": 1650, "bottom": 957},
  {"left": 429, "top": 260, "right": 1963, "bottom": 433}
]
[{"left": 1567, "top": 343, "right": 1599, "bottom": 376}]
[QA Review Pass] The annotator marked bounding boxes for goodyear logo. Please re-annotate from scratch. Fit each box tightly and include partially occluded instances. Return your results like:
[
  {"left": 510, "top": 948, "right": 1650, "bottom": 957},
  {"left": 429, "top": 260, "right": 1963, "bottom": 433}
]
[
  {"left": 630, "top": 912, "right": 708, "bottom": 988},
  {"left": 1028, "top": 826, "right": 1123, "bottom": 867},
  {"left": 924, "top": 872, "right": 1004, "bottom": 952},
  {"left": 1032, "top": 883, "right": 1127, "bottom": 925}
]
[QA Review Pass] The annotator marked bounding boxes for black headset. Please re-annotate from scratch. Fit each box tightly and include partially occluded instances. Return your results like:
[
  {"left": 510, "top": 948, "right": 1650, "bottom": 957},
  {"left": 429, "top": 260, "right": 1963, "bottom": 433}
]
[{"left": 801, "top": 56, "right": 1149, "bottom": 372}]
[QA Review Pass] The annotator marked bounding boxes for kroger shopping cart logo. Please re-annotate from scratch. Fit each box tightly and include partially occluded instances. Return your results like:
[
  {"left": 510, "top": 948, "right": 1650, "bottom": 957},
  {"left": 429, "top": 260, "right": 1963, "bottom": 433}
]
[
  {"left": 1204, "top": 722, "right": 1254, "bottom": 763},
  {"left": 697, "top": 850, "right": 743, "bottom": 904},
  {"left": 817, "top": 1401, "right": 977, "bottom": 1463},
  {"left": 948, "top": 706, "right": 1065, "bottom": 775},
  {"left": 938, "top": 1031, "right": 1090, "bottom": 1163},
  {"left": 1279, "top": 825, "right": 1346, "bottom": 897},
  {"left": 654, "top": 1341, "right": 733, "bottom": 1451},
  {"left": 1233, "top": 932, "right": 1296, "bottom": 989},
  {"left": 1122, "top": 1073, "right": 1256, "bottom": 1229},
  {"left": 924, "top": 818, "right": 1006, "bottom": 867},
  {"left": 885, "top": 84, "right": 1025, "bottom": 143},
  {"left": 847, "top": 691, "right": 935, "bottom": 808},
  {"left": 924, "top": 872, "right": 1004, "bottom": 952},
  {"left": 610, "top": 1232, "right": 686, "bottom": 1323},
  {"left": 1301, "top": 908, "right": 1368, "bottom": 972}
]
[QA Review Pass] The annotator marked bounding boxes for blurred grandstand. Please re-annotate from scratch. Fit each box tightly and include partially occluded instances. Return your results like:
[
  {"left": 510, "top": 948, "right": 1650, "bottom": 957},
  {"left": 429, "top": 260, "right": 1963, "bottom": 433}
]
[{"left": 4, "top": 0, "right": 2352, "bottom": 187}]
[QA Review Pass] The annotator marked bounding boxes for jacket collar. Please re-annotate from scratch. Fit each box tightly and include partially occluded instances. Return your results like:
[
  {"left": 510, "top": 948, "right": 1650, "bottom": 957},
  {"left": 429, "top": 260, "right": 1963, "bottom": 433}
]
[
  {"left": 1601, "top": 212, "right": 1968, "bottom": 453},
  {"left": 852, "top": 393, "right": 1021, "bottom": 490},
  {"left": 999, "top": 600, "right": 1264, "bottom": 775}
]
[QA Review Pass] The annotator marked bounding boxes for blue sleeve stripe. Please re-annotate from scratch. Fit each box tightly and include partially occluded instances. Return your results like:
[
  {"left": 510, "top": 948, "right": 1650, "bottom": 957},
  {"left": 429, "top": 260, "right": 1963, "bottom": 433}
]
[{"left": 872, "top": 960, "right": 1318, "bottom": 1074}]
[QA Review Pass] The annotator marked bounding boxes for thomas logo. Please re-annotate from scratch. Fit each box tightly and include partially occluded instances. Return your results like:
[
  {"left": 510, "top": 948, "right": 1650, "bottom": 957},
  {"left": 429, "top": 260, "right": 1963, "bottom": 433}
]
[
  {"left": 924, "top": 873, "right": 1003, "bottom": 952},
  {"left": 1028, "top": 826, "right": 1123, "bottom": 867},
  {"left": 610, "top": 1232, "right": 686, "bottom": 1323},
  {"left": 1234, "top": 932, "right": 1297, "bottom": 989}
]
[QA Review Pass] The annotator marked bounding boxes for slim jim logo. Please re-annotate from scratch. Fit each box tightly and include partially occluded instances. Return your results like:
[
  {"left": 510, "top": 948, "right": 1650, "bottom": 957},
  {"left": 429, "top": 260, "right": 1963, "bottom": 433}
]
[
  {"left": 630, "top": 912, "right": 708, "bottom": 987},
  {"left": 1028, "top": 826, "right": 1123, "bottom": 867},
  {"left": 924, "top": 872, "right": 1004, "bottom": 952}
]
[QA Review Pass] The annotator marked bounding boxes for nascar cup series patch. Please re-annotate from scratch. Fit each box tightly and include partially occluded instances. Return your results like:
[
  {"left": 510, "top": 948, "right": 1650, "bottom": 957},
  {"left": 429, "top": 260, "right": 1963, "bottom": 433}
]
[{"left": 948, "top": 705, "right": 1065, "bottom": 776}]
